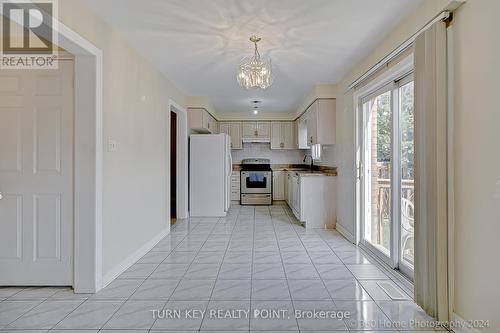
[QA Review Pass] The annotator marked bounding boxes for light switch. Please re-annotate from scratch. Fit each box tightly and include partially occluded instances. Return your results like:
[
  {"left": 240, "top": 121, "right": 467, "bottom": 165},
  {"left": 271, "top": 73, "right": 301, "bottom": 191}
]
[{"left": 108, "top": 139, "right": 117, "bottom": 152}]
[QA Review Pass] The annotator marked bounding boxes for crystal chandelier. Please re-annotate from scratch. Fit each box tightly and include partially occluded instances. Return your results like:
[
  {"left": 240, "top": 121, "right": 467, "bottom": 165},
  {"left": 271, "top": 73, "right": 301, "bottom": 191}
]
[{"left": 237, "top": 35, "right": 273, "bottom": 89}]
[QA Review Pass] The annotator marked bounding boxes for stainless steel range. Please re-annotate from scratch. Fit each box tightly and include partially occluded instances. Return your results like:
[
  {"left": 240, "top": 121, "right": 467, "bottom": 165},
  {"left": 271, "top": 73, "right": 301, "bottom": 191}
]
[{"left": 240, "top": 158, "right": 272, "bottom": 205}]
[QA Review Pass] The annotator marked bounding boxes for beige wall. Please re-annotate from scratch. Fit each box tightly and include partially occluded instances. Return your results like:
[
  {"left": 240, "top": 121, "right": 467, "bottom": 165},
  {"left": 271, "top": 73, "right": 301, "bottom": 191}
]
[
  {"left": 450, "top": 0, "right": 500, "bottom": 330},
  {"left": 334, "top": 0, "right": 452, "bottom": 238},
  {"left": 58, "top": 0, "right": 186, "bottom": 277},
  {"left": 334, "top": 0, "right": 500, "bottom": 330}
]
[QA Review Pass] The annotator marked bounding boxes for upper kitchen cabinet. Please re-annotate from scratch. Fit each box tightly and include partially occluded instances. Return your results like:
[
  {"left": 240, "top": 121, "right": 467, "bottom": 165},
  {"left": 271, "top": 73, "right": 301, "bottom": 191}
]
[
  {"left": 303, "top": 98, "right": 336, "bottom": 145},
  {"left": 188, "top": 107, "right": 218, "bottom": 134},
  {"left": 219, "top": 121, "right": 242, "bottom": 149},
  {"left": 257, "top": 122, "right": 271, "bottom": 137},
  {"left": 242, "top": 122, "right": 271, "bottom": 139},
  {"left": 297, "top": 117, "right": 309, "bottom": 149},
  {"left": 271, "top": 121, "right": 295, "bottom": 149}
]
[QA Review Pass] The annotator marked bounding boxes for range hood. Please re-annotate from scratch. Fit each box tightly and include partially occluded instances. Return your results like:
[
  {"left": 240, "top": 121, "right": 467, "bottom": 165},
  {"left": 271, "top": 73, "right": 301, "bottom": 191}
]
[{"left": 242, "top": 137, "right": 271, "bottom": 143}]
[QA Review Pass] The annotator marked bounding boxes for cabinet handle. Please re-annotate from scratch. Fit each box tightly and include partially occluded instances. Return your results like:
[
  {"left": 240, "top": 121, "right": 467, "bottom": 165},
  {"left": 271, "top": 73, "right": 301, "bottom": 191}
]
[{"left": 254, "top": 130, "right": 258, "bottom": 136}]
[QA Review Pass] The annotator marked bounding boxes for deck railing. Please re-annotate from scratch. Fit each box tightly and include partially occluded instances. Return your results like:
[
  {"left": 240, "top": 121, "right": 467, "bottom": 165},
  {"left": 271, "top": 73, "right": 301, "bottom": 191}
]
[{"left": 374, "top": 177, "right": 415, "bottom": 264}]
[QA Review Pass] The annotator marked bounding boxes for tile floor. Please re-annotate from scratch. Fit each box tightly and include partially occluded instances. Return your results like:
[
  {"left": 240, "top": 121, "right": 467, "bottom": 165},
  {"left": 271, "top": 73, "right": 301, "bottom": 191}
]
[{"left": 0, "top": 204, "right": 448, "bottom": 332}]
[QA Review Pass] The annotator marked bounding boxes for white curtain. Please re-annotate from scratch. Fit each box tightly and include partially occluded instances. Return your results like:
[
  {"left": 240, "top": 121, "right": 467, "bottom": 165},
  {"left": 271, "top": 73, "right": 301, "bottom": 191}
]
[{"left": 413, "top": 20, "right": 449, "bottom": 321}]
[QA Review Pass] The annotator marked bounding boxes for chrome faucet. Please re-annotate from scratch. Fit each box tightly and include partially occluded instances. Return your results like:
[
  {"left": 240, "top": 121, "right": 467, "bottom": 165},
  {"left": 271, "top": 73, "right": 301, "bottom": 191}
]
[{"left": 303, "top": 154, "right": 314, "bottom": 170}]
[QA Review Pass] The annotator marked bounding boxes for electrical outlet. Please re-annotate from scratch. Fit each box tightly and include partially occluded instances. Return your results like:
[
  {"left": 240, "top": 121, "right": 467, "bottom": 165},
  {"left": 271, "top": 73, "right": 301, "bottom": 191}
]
[{"left": 107, "top": 139, "right": 117, "bottom": 152}]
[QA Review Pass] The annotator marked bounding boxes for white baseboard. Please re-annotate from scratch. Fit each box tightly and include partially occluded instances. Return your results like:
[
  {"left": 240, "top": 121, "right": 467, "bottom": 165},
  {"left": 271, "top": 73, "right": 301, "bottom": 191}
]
[
  {"left": 451, "top": 313, "right": 481, "bottom": 333},
  {"left": 336, "top": 221, "right": 356, "bottom": 244},
  {"left": 101, "top": 227, "right": 170, "bottom": 289}
]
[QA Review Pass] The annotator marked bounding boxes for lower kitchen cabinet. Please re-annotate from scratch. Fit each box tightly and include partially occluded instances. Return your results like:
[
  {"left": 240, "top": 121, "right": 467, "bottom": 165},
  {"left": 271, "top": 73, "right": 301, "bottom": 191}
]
[
  {"left": 231, "top": 173, "right": 240, "bottom": 201},
  {"left": 299, "top": 175, "right": 336, "bottom": 228},
  {"left": 286, "top": 172, "right": 293, "bottom": 207},
  {"left": 291, "top": 173, "right": 300, "bottom": 219},
  {"left": 284, "top": 171, "right": 336, "bottom": 228},
  {"left": 272, "top": 171, "right": 285, "bottom": 200}
]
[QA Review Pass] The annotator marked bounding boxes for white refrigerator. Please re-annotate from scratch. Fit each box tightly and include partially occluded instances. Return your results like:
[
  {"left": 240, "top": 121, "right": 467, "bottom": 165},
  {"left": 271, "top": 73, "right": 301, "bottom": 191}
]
[{"left": 189, "top": 134, "right": 232, "bottom": 217}]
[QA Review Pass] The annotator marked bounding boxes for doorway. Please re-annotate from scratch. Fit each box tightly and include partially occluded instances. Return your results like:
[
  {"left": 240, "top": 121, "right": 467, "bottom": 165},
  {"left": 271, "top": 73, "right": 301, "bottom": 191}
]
[
  {"left": 359, "top": 73, "right": 415, "bottom": 279},
  {"left": 0, "top": 15, "right": 103, "bottom": 292},
  {"left": 168, "top": 101, "right": 189, "bottom": 221},
  {"left": 170, "top": 111, "right": 177, "bottom": 223},
  {"left": 0, "top": 58, "right": 74, "bottom": 285}
]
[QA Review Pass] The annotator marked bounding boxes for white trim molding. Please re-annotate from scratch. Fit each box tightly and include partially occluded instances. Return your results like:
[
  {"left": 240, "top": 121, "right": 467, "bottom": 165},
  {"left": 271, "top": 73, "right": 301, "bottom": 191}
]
[
  {"left": 56, "top": 21, "right": 103, "bottom": 293},
  {"left": 3, "top": 0, "right": 104, "bottom": 294},
  {"left": 169, "top": 99, "right": 189, "bottom": 219},
  {"left": 335, "top": 221, "right": 356, "bottom": 244},
  {"left": 451, "top": 313, "right": 481, "bottom": 333},
  {"left": 102, "top": 228, "right": 170, "bottom": 288}
]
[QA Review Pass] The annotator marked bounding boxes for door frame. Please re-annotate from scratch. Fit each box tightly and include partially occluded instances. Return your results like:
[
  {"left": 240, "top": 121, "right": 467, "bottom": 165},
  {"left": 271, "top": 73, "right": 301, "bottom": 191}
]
[
  {"left": 56, "top": 22, "right": 103, "bottom": 293},
  {"left": 358, "top": 82, "right": 397, "bottom": 269},
  {"left": 168, "top": 100, "right": 189, "bottom": 219},
  {"left": 6, "top": 7, "right": 104, "bottom": 293},
  {"left": 354, "top": 55, "right": 414, "bottom": 275}
]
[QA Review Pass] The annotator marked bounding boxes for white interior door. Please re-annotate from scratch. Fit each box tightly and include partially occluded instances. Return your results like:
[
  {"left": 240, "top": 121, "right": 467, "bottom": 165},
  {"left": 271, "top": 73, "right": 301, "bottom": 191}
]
[{"left": 0, "top": 60, "right": 74, "bottom": 285}]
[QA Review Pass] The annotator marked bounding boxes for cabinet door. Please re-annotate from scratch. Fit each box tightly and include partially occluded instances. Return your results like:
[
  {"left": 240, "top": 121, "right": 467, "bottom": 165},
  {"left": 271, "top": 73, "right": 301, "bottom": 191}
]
[
  {"left": 212, "top": 118, "right": 218, "bottom": 134},
  {"left": 291, "top": 177, "right": 297, "bottom": 210},
  {"left": 292, "top": 176, "right": 300, "bottom": 213},
  {"left": 316, "top": 99, "right": 336, "bottom": 145},
  {"left": 208, "top": 115, "right": 217, "bottom": 134},
  {"left": 293, "top": 121, "right": 299, "bottom": 148},
  {"left": 306, "top": 104, "right": 318, "bottom": 145},
  {"left": 286, "top": 173, "right": 293, "bottom": 205},
  {"left": 242, "top": 122, "right": 257, "bottom": 137},
  {"left": 297, "top": 117, "right": 309, "bottom": 149},
  {"left": 231, "top": 174, "right": 240, "bottom": 200},
  {"left": 282, "top": 122, "right": 295, "bottom": 148},
  {"left": 202, "top": 111, "right": 210, "bottom": 132},
  {"left": 270, "top": 122, "right": 282, "bottom": 149},
  {"left": 188, "top": 108, "right": 203, "bottom": 130},
  {"left": 219, "top": 122, "right": 230, "bottom": 136},
  {"left": 257, "top": 122, "right": 270, "bottom": 137},
  {"left": 272, "top": 171, "right": 285, "bottom": 200},
  {"left": 230, "top": 122, "right": 242, "bottom": 149},
  {"left": 283, "top": 171, "right": 290, "bottom": 202}
]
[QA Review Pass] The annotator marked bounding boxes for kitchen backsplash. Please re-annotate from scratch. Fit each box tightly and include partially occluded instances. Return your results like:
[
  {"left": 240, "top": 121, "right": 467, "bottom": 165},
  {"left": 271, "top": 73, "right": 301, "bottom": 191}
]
[
  {"left": 317, "top": 144, "right": 337, "bottom": 167},
  {"left": 231, "top": 142, "right": 337, "bottom": 167}
]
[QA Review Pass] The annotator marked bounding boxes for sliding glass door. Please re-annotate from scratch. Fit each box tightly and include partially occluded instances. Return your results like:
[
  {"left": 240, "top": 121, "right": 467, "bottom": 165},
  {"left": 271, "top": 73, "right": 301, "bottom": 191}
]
[
  {"left": 398, "top": 77, "right": 415, "bottom": 275},
  {"left": 361, "top": 87, "right": 393, "bottom": 260},
  {"left": 360, "top": 74, "right": 415, "bottom": 278}
]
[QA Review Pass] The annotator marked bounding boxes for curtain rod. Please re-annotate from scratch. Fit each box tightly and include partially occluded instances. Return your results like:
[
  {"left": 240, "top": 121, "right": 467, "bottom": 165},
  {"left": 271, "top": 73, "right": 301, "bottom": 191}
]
[{"left": 347, "top": 10, "right": 451, "bottom": 90}]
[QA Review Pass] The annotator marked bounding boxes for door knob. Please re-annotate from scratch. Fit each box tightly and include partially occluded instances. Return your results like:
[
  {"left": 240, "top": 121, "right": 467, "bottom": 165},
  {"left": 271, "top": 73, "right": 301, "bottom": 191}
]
[{"left": 0, "top": 192, "right": 3, "bottom": 200}]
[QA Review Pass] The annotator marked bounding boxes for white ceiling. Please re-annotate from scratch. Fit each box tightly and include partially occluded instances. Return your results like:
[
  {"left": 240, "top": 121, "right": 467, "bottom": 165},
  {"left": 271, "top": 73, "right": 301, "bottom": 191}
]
[{"left": 83, "top": 0, "right": 422, "bottom": 117}]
